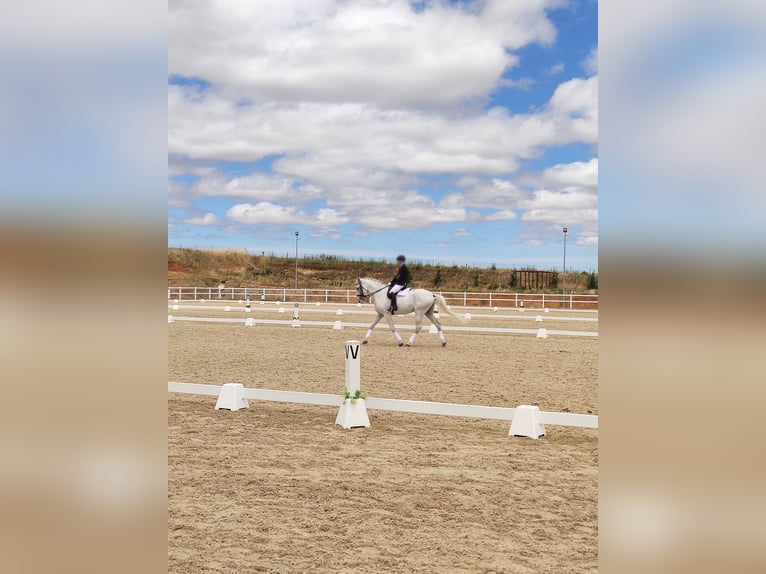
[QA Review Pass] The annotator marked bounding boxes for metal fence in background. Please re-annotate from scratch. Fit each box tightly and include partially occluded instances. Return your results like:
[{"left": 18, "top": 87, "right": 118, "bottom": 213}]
[{"left": 167, "top": 286, "right": 598, "bottom": 310}]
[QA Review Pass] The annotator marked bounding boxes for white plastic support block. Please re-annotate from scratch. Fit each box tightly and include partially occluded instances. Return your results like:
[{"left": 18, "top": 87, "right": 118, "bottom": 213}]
[
  {"left": 215, "top": 383, "right": 249, "bottom": 411},
  {"left": 493, "top": 306, "right": 499, "bottom": 312},
  {"left": 464, "top": 313, "right": 472, "bottom": 320},
  {"left": 536, "top": 328, "right": 548, "bottom": 339},
  {"left": 260, "top": 301, "right": 265, "bottom": 305},
  {"left": 315, "top": 302, "right": 321, "bottom": 306},
  {"left": 335, "top": 399, "right": 370, "bottom": 429},
  {"left": 535, "top": 315, "right": 542, "bottom": 322},
  {"left": 428, "top": 324, "right": 438, "bottom": 334},
  {"left": 509, "top": 405, "right": 546, "bottom": 439},
  {"left": 245, "top": 318, "right": 255, "bottom": 326},
  {"left": 333, "top": 320, "right": 344, "bottom": 330},
  {"left": 544, "top": 308, "right": 550, "bottom": 313},
  {"left": 245, "top": 308, "right": 252, "bottom": 313},
  {"left": 238, "top": 300, "right": 243, "bottom": 304},
  {"left": 224, "top": 306, "right": 231, "bottom": 312},
  {"left": 336, "top": 340, "right": 370, "bottom": 429},
  {"left": 519, "top": 307, "right": 525, "bottom": 312},
  {"left": 278, "top": 307, "right": 286, "bottom": 314},
  {"left": 168, "top": 315, "right": 174, "bottom": 324},
  {"left": 336, "top": 309, "right": 343, "bottom": 316},
  {"left": 200, "top": 298, "right": 205, "bottom": 303},
  {"left": 357, "top": 302, "right": 362, "bottom": 307},
  {"left": 172, "top": 304, "right": 179, "bottom": 310}
]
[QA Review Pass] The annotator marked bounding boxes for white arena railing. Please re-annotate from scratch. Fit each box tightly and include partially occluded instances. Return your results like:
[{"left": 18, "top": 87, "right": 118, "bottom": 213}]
[{"left": 167, "top": 285, "right": 598, "bottom": 310}]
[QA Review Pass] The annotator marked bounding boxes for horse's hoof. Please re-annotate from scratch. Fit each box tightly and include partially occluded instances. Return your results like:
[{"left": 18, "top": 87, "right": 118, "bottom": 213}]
[
  {"left": 405, "top": 343, "right": 411, "bottom": 347},
  {"left": 362, "top": 340, "right": 368, "bottom": 344},
  {"left": 441, "top": 342, "right": 447, "bottom": 347},
  {"left": 398, "top": 342, "right": 404, "bottom": 347}
]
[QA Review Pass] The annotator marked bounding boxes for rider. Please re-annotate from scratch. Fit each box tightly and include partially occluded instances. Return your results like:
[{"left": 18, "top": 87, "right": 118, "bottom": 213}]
[{"left": 387, "top": 254, "right": 411, "bottom": 315}]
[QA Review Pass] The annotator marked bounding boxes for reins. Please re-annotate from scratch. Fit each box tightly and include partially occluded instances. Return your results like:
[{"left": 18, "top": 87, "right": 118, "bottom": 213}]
[{"left": 358, "top": 281, "right": 389, "bottom": 300}]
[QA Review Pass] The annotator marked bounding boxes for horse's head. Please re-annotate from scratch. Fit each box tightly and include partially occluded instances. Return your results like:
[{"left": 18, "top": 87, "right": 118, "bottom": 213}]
[{"left": 356, "top": 278, "right": 368, "bottom": 302}]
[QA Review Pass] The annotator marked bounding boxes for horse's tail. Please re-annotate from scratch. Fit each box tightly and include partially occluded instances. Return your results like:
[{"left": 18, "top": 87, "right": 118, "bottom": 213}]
[{"left": 433, "top": 294, "right": 463, "bottom": 323}]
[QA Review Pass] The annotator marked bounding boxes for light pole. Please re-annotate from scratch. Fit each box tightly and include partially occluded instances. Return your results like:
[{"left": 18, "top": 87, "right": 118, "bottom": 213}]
[
  {"left": 562, "top": 227, "right": 568, "bottom": 308},
  {"left": 294, "top": 231, "right": 300, "bottom": 289},
  {"left": 293, "top": 231, "right": 300, "bottom": 322}
]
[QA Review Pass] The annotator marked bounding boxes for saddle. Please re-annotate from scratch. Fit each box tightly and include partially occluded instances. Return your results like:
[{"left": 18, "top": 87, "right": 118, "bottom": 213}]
[{"left": 394, "top": 288, "right": 411, "bottom": 297}]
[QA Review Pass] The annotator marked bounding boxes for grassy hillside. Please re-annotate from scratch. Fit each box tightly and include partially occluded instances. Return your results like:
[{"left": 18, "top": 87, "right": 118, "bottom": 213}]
[{"left": 168, "top": 247, "right": 597, "bottom": 293}]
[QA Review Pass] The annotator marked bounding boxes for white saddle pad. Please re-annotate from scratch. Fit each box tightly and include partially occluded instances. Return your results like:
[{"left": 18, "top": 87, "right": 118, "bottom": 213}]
[{"left": 396, "top": 288, "right": 411, "bottom": 297}]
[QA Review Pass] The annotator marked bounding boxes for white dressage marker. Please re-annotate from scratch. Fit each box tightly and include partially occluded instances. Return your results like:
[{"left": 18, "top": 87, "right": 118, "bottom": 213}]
[{"left": 335, "top": 340, "right": 370, "bottom": 429}]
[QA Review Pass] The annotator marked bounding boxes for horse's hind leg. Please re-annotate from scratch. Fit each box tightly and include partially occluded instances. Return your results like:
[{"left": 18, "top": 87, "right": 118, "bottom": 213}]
[
  {"left": 363, "top": 313, "right": 384, "bottom": 344},
  {"left": 426, "top": 308, "right": 446, "bottom": 347}
]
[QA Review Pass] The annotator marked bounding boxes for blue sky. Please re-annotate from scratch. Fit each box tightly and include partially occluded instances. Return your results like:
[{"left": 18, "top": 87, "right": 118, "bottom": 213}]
[{"left": 169, "top": 0, "right": 597, "bottom": 270}]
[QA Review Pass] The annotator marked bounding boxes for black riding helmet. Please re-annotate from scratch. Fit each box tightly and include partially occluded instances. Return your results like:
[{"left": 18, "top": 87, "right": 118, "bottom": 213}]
[{"left": 396, "top": 254, "right": 406, "bottom": 262}]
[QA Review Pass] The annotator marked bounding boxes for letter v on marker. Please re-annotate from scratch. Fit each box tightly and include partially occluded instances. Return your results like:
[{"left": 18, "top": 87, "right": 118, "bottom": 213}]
[{"left": 345, "top": 345, "right": 359, "bottom": 359}]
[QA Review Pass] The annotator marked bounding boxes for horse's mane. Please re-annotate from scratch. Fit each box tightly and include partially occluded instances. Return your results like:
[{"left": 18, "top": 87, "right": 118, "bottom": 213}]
[{"left": 359, "top": 277, "right": 386, "bottom": 289}]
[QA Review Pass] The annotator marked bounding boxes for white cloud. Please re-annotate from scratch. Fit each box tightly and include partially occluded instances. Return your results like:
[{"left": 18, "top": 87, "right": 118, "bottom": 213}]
[
  {"left": 485, "top": 210, "right": 517, "bottom": 221},
  {"left": 583, "top": 46, "right": 598, "bottom": 75},
  {"left": 539, "top": 158, "right": 598, "bottom": 189},
  {"left": 167, "top": 0, "right": 598, "bottom": 244},
  {"left": 522, "top": 207, "right": 598, "bottom": 225},
  {"left": 452, "top": 228, "right": 471, "bottom": 237},
  {"left": 498, "top": 77, "right": 536, "bottom": 90},
  {"left": 227, "top": 202, "right": 315, "bottom": 226},
  {"left": 183, "top": 212, "right": 219, "bottom": 226},
  {"left": 548, "top": 62, "right": 565, "bottom": 75},
  {"left": 169, "top": 0, "right": 557, "bottom": 109},
  {"left": 168, "top": 75, "right": 597, "bottom": 188}
]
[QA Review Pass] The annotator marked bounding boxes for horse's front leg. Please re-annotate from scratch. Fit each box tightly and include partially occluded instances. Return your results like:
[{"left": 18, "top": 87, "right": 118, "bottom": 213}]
[
  {"left": 383, "top": 313, "right": 404, "bottom": 347},
  {"left": 363, "top": 313, "right": 384, "bottom": 344},
  {"left": 406, "top": 312, "right": 425, "bottom": 346}
]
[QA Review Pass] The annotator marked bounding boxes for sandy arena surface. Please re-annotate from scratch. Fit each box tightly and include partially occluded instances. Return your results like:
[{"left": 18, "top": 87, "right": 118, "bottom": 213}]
[{"left": 169, "top": 307, "right": 598, "bottom": 573}]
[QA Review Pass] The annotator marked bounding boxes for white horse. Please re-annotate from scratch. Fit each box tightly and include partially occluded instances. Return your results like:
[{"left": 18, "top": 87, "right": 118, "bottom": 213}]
[{"left": 356, "top": 277, "right": 460, "bottom": 347}]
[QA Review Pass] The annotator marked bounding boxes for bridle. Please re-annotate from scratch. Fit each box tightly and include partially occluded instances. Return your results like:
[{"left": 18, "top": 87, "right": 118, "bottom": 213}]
[{"left": 357, "top": 278, "right": 388, "bottom": 302}]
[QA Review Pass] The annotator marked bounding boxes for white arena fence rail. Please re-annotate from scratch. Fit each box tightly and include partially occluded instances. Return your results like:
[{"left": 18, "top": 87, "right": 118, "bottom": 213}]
[
  {"left": 168, "top": 315, "right": 598, "bottom": 338},
  {"left": 168, "top": 382, "right": 598, "bottom": 429},
  {"left": 167, "top": 286, "right": 598, "bottom": 310}
]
